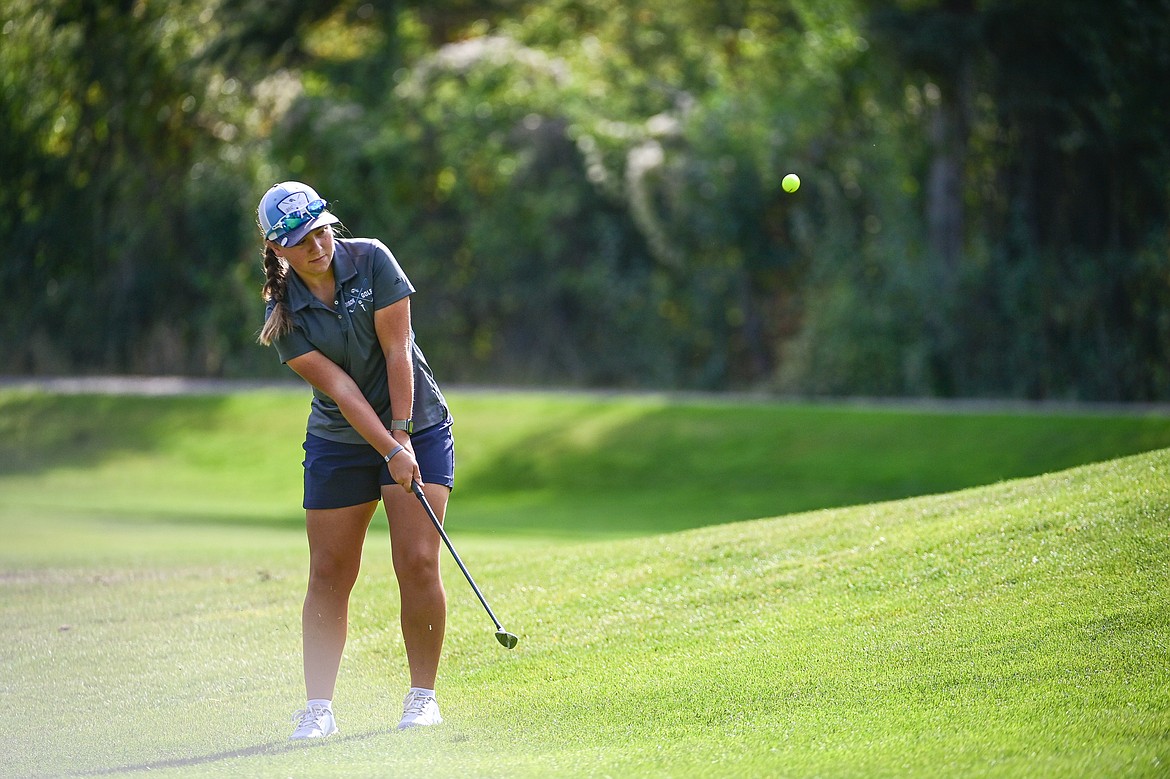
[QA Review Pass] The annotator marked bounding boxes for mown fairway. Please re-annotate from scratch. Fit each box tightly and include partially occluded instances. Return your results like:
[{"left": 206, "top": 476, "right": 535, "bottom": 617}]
[
  {"left": 4, "top": 387, "right": 1170, "bottom": 537},
  {"left": 1, "top": 389, "right": 1168, "bottom": 777}
]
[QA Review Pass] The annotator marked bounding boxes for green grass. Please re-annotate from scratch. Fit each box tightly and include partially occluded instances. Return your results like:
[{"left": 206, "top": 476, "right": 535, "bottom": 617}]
[
  {"left": 3, "top": 388, "right": 1170, "bottom": 536},
  {"left": 1, "top": 389, "right": 1168, "bottom": 777}
]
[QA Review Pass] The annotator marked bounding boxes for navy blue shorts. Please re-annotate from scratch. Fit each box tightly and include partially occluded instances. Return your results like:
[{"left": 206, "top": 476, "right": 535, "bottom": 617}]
[{"left": 302, "top": 420, "right": 455, "bottom": 510}]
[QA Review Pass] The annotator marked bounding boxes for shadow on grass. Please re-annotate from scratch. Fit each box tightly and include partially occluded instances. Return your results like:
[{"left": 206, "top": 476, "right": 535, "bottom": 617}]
[
  {"left": 8, "top": 388, "right": 1170, "bottom": 538},
  {"left": 0, "top": 393, "right": 245, "bottom": 476},
  {"left": 69, "top": 729, "right": 389, "bottom": 776},
  {"left": 455, "top": 399, "right": 1170, "bottom": 535}
]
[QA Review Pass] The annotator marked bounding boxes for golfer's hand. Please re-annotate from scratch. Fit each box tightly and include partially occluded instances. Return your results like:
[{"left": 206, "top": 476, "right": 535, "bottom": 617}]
[{"left": 388, "top": 442, "right": 422, "bottom": 493}]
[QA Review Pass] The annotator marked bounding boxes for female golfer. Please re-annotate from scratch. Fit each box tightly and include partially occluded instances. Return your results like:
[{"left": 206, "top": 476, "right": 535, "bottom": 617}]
[{"left": 256, "top": 181, "right": 452, "bottom": 739}]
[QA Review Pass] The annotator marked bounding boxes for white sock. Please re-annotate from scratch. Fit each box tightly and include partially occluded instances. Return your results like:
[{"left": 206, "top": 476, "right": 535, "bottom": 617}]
[
  {"left": 307, "top": 698, "right": 332, "bottom": 710},
  {"left": 409, "top": 687, "right": 435, "bottom": 699}
]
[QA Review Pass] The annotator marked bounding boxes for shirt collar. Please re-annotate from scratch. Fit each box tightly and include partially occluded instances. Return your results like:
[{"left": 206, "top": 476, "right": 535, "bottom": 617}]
[{"left": 284, "top": 242, "right": 358, "bottom": 312}]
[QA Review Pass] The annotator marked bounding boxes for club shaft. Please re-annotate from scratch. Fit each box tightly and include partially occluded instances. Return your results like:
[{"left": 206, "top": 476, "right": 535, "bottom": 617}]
[{"left": 412, "top": 482, "right": 505, "bottom": 632}]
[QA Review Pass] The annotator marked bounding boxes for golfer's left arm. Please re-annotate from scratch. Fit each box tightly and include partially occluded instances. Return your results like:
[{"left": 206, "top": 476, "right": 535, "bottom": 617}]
[{"left": 376, "top": 297, "right": 420, "bottom": 491}]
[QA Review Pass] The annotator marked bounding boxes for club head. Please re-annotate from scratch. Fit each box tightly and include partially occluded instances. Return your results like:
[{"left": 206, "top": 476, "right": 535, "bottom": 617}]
[{"left": 496, "top": 629, "right": 519, "bottom": 649}]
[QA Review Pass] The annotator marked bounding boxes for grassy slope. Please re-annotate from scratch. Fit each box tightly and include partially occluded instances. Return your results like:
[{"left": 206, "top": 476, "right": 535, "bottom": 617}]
[
  {"left": 3, "top": 388, "right": 1170, "bottom": 537},
  {"left": 0, "top": 390, "right": 1167, "bottom": 777}
]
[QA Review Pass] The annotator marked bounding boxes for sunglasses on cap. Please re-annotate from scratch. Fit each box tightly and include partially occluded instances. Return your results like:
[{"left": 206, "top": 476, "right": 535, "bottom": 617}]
[{"left": 264, "top": 199, "right": 330, "bottom": 241}]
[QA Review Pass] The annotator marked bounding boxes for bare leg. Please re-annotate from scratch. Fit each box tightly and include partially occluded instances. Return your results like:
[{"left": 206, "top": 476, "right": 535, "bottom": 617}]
[
  {"left": 383, "top": 483, "right": 448, "bottom": 689},
  {"left": 303, "top": 501, "right": 379, "bottom": 700}
]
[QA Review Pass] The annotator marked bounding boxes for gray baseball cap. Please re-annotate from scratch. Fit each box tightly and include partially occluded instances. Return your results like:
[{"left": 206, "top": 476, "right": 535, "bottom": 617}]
[{"left": 258, "top": 181, "right": 340, "bottom": 247}]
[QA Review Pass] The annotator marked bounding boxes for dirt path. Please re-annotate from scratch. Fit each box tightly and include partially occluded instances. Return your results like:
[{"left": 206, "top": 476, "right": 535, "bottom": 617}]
[{"left": 1, "top": 375, "right": 1167, "bottom": 415}]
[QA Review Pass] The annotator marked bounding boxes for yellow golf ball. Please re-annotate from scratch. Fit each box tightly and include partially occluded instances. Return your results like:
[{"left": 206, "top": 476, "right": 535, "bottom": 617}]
[{"left": 782, "top": 173, "right": 800, "bottom": 193}]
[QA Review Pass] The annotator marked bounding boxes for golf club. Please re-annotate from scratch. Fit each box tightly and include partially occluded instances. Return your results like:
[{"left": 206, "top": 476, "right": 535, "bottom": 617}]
[{"left": 411, "top": 481, "right": 519, "bottom": 649}]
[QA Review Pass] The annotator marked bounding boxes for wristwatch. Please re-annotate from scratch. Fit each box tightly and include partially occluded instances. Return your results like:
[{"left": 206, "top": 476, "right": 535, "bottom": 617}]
[{"left": 389, "top": 419, "right": 414, "bottom": 434}]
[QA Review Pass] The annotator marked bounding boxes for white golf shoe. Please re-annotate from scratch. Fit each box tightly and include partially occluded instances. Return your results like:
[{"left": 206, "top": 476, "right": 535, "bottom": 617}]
[
  {"left": 289, "top": 702, "right": 338, "bottom": 740},
  {"left": 397, "top": 689, "right": 443, "bottom": 730}
]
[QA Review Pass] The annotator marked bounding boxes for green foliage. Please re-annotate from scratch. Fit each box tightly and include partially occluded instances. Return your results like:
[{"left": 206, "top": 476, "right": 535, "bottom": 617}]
[
  {"left": 836, "top": 0, "right": 1170, "bottom": 399},
  {"left": 3, "top": 0, "right": 1169, "bottom": 398},
  {"left": 2, "top": 0, "right": 263, "bottom": 373}
]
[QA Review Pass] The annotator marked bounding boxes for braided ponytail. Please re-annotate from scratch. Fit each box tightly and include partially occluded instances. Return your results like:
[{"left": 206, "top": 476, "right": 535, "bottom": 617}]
[{"left": 257, "top": 245, "right": 294, "bottom": 346}]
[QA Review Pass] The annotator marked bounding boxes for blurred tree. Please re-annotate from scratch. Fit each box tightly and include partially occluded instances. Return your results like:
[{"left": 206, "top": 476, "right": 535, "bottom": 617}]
[
  {"left": 2, "top": 0, "right": 1166, "bottom": 398},
  {"left": 4, "top": 0, "right": 224, "bottom": 371},
  {"left": 2, "top": 0, "right": 343, "bottom": 374},
  {"left": 799, "top": 0, "right": 1170, "bottom": 399},
  {"left": 969, "top": 0, "right": 1170, "bottom": 399}
]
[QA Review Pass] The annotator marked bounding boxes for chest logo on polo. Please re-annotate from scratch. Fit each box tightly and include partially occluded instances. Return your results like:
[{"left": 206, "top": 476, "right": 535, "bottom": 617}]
[{"left": 345, "top": 285, "right": 374, "bottom": 313}]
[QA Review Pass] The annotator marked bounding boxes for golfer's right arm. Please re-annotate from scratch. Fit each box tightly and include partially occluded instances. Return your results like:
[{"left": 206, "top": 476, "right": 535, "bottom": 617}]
[{"left": 286, "top": 350, "right": 417, "bottom": 479}]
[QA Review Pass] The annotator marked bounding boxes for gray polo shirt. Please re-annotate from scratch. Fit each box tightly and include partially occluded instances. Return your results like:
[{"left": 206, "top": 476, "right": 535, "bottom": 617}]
[{"left": 269, "top": 237, "right": 449, "bottom": 444}]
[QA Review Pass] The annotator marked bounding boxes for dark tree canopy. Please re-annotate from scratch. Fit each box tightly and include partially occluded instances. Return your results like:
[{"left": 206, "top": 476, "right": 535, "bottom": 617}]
[{"left": 3, "top": 0, "right": 1168, "bottom": 399}]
